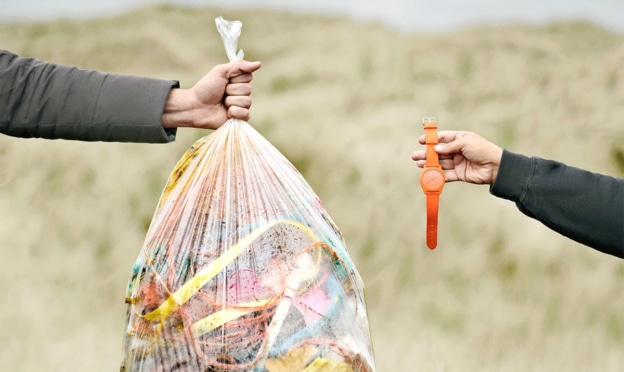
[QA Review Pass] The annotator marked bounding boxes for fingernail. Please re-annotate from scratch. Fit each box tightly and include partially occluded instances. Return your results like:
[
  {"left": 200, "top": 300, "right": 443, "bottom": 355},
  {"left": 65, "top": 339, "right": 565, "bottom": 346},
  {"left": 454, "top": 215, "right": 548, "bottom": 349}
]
[{"left": 434, "top": 144, "right": 444, "bottom": 151}]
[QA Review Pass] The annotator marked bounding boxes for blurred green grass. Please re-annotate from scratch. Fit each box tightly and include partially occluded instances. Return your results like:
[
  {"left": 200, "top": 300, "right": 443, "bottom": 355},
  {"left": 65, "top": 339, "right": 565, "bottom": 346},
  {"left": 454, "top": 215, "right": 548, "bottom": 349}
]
[{"left": 0, "top": 5, "right": 623, "bottom": 371}]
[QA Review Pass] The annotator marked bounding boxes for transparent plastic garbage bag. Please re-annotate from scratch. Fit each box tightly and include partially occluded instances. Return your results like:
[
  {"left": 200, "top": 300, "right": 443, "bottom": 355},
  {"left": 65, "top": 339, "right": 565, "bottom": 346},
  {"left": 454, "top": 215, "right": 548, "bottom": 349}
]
[{"left": 120, "top": 17, "right": 375, "bottom": 372}]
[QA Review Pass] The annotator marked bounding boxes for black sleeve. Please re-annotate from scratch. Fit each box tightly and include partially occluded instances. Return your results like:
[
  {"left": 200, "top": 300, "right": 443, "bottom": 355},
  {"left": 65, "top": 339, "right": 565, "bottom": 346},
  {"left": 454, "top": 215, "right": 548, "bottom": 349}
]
[
  {"left": 0, "top": 49, "right": 178, "bottom": 143},
  {"left": 490, "top": 150, "right": 624, "bottom": 258}
]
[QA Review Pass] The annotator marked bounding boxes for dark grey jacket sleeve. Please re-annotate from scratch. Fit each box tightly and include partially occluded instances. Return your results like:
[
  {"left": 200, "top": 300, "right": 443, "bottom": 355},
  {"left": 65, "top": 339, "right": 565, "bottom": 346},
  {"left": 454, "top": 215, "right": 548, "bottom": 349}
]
[
  {"left": 0, "top": 50, "right": 178, "bottom": 143},
  {"left": 491, "top": 150, "right": 624, "bottom": 258}
]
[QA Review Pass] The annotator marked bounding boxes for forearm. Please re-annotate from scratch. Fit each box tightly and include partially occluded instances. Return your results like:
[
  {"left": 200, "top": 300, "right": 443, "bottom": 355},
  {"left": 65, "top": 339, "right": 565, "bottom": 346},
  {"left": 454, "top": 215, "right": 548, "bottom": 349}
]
[
  {"left": 491, "top": 150, "right": 624, "bottom": 258},
  {"left": 0, "top": 50, "right": 178, "bottom": 143}
]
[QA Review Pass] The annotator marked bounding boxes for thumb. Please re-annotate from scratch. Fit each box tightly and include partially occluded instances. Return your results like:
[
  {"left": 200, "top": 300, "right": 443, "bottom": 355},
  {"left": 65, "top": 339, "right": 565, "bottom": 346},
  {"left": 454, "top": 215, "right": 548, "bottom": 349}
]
[
  {"left": 434, "top": 138, "right": 466, "bottom": 155},
  {"left": 240, "top": 60, "right": 262, "bottom": 73},
  {"left": 226, "top": 60, "right": 262, "bottom": 78}
]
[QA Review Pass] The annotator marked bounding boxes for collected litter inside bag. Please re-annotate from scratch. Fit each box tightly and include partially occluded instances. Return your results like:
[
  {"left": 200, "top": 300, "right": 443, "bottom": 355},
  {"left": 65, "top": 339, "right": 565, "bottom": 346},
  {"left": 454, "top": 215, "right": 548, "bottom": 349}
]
[
  {"left": 120, "top": 17, "right": 375, "bottom": 372},
  {"left": 121, "top": 121, "right": 375, "bottom": 371}
]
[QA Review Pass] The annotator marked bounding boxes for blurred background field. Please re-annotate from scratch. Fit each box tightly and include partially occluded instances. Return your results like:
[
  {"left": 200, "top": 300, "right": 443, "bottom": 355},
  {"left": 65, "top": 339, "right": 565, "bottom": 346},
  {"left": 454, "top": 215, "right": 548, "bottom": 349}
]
[{"left": 1, "top": 5, "right": 623, "bottom": 371}]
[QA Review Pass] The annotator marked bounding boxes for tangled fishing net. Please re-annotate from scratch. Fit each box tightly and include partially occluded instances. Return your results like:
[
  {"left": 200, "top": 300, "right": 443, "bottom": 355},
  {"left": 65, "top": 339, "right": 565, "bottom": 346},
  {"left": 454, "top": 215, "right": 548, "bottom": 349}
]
[{"left": 120, "top": 17, "right": 375, "bottom": 372}]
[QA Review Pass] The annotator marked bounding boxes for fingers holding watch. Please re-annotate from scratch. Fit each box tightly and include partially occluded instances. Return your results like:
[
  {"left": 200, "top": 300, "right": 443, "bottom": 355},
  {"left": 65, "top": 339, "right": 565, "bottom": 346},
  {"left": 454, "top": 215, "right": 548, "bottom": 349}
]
[{"left": 413, "top": 130, "right": 503, "bottom": 185}]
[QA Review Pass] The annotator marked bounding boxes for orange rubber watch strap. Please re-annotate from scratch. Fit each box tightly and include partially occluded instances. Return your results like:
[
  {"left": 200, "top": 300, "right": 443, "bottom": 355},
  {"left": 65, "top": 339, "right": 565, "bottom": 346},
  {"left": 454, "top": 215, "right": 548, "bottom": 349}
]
[
  {"left": 426, "top": 193, "right": 439, "bottom": 249},
  {"left": 423, "top": 123, "right": 439, "bottom": 167},
  {"left": 421, "top": 118, "right": 443, "bottom": 250}
]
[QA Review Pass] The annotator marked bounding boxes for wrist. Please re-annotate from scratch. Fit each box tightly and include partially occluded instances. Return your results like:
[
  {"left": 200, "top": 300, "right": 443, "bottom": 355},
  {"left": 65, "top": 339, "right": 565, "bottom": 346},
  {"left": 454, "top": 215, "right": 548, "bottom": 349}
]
[
  {"left": 490, "top": 150, "right": 534, "bottom": 202},
  {"left": 161, "top": 88, "right": 197, "bottom": 129},
  {"left": 490, "top": 148, "right": 503, "bottom": 184}
]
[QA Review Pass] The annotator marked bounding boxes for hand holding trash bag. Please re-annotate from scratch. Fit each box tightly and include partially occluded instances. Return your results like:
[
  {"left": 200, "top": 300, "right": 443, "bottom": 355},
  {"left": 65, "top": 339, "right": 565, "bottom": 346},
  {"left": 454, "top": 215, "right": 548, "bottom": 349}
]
[
  {"left": 0, "top": 49, "right": 261, "bottom": 143},
  {"left": 161, "top": 59, "right": 262, "bottom": 130}
]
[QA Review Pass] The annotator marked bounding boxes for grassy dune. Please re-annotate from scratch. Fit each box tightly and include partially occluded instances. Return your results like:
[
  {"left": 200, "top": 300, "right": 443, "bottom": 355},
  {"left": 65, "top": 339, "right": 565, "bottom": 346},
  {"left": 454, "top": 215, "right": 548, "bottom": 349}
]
[{"left": 1, "top": 5, "right": 623, "bottom": 371}]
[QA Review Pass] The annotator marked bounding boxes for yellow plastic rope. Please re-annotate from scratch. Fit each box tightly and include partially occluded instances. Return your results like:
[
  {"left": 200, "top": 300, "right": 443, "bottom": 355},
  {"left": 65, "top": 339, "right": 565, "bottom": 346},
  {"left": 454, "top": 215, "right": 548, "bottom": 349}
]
[{"left": 142, "top": 220, "right": 318, "bottom": 323}]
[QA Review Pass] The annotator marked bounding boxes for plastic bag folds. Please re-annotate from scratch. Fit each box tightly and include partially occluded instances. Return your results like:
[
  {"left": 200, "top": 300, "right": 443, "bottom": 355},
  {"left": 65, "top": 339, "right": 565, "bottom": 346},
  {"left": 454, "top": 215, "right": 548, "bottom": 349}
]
[{"left": 120, "top": 118, "right": 376, "bottom": 371}]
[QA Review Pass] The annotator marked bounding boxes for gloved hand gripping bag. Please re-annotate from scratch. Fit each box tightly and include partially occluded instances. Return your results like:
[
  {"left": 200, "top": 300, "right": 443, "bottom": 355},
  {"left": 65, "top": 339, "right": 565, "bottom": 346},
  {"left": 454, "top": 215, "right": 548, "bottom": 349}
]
[{"left": 120, "top": 17, "right": 375, "bottom": 372}]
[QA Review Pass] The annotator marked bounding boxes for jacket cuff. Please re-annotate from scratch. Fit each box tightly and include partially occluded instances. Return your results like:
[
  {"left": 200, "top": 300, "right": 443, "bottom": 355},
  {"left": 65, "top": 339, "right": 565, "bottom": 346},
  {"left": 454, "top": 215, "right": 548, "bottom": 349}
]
[
  {"left": 490, "top": 149, "right": 535, "bottom": 203},
  {"left": 96, "top": 76, "right": 180, "bottom": 143}
]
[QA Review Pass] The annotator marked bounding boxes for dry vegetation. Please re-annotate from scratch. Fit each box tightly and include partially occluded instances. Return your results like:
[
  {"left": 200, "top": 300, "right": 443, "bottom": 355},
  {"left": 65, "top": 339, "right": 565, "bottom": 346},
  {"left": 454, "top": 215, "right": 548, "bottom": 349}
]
[{"left": 1, "top": 5, "right": 623, "bottom": 371}]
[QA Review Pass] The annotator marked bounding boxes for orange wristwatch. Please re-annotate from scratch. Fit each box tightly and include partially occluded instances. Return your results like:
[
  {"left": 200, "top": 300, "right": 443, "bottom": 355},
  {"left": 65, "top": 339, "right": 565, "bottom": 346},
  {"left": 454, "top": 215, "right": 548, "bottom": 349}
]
[{"left": 420, "top": 117, "right": 445, "bottom": 249}]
